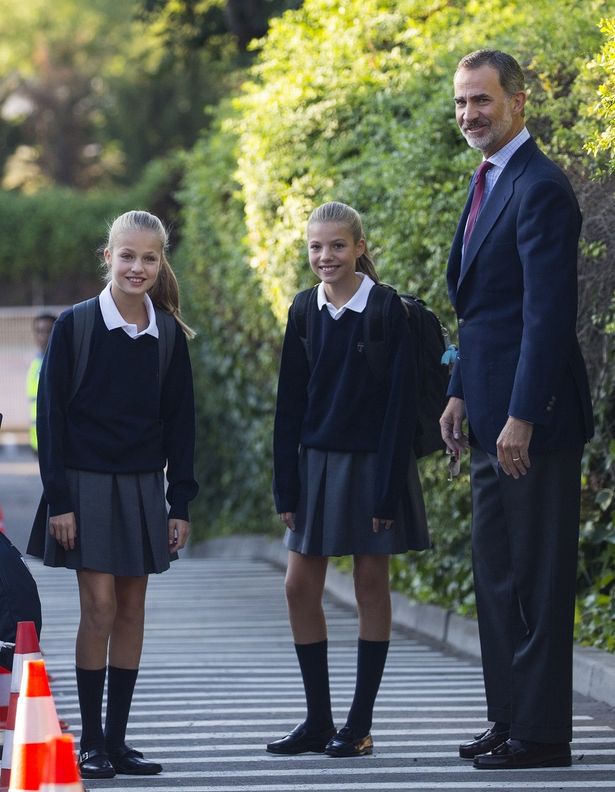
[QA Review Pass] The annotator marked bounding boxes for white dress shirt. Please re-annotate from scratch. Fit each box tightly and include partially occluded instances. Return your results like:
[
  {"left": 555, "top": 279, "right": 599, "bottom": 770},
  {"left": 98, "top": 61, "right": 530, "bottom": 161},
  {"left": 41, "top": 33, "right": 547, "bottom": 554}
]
[{"left": 482, "top": 126, "right": 531, "bottom": 202}]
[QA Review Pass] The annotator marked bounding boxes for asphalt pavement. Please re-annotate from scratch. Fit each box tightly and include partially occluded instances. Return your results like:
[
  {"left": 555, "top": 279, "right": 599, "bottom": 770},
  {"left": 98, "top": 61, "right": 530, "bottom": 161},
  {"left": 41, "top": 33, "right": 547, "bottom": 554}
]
[{"left": 1, "top": 446, "right": 615, "bottom": 791}]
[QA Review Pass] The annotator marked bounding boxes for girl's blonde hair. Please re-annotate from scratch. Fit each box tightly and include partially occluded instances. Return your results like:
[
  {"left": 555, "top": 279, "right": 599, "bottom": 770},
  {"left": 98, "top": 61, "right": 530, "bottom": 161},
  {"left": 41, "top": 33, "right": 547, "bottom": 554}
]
[
  {"left": 307, "top": 201, "right": 379, "bottom": 283},
  {"left": 105, "top": 210, "right": 195, "bottom": 338}
]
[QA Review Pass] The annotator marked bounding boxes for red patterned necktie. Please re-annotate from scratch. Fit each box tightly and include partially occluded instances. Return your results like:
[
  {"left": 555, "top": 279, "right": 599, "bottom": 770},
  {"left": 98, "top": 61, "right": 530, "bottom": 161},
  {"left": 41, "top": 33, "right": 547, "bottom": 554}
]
[{"left": 463, "top": 160, "right": 494, "bottom": 247}]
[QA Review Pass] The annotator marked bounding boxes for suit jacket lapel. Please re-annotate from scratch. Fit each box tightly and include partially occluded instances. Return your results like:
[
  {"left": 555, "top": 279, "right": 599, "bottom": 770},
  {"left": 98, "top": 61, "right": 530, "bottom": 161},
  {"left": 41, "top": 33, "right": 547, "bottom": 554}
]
[{"left": 457, "top": 138, "right": 537, "bottom": 289}]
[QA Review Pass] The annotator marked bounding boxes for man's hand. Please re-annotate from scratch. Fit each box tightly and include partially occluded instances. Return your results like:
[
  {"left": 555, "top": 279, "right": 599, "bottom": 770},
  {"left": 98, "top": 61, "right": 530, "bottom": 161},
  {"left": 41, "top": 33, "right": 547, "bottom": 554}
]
[
  {"left": 439, "top": 397, "right": 469, "bottom": 457},
  {"left": 49, "top": 512, "right": 77, "bottom": 551},
  {"left": 496, "top": 416, "right": 533, "bottom": 478}
]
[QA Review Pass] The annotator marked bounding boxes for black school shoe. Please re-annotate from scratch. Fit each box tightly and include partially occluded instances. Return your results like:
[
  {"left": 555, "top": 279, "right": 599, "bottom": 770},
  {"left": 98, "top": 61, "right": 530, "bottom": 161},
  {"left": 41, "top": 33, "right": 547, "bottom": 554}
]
[
  {"left": 78, "top": 748, "right": 116, "bottom": 779},
  {"left": 324, "top": 726, "right": 374, "bottom": 757},
  {"left": 459, "top": 725, "right": 510, "bottom": 758},
  {"left": 473, "top": 738, "right": 572, "bottom": 769},
  {"left": 107, "top": 743, "right": 163, "bottom": 775},
  {"left": 267, "top": 723, "right": 337, "bottom": 754}
]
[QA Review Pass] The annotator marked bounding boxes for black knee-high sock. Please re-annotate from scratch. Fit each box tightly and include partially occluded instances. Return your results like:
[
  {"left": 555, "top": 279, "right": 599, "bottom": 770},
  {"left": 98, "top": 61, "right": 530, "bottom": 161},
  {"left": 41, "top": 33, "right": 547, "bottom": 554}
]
[
  {"left": 104, "top": 666, "right": 139, "bottom": 750},
  {"left": 345, "top": 638, "right": 389, "bottom": 735},
  {"left": 76, "top": 666, "right": 106, "bottom": 753},
  {"left": 295, "top": 640, "right": 334, "bottom": 731}
]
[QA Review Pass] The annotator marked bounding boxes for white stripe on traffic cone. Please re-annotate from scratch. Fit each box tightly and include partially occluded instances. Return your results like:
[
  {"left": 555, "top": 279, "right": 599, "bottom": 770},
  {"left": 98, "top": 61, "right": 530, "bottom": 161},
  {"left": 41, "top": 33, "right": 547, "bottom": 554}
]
[
  {"left": 9, "top": 659, "right": 61, "bottom": 792},
  {"left": 0, "top": 667, "right": 11, "bottom": 728},
  {"left": 0, "top": 622, "right": 42, "bottom": 789}
]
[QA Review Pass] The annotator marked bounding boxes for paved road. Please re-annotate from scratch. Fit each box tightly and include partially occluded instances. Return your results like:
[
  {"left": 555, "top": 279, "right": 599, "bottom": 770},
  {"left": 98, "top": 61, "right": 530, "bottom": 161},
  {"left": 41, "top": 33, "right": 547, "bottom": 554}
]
[
  {"left": 30, "top": 558, "right": 615, "bottom": 792},
  {"left": 3, "top": 446, "right": 615, "bottom": 791},
  {"left": 0, "top": 444, "right": 39, "bottom": 554}
]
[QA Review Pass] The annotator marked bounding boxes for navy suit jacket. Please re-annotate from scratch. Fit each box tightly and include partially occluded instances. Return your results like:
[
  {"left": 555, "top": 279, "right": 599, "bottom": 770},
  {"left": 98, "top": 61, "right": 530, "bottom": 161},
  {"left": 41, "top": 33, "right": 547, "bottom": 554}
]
[{"left": 447, "top": 136, "right": 594, "bottom": 455}]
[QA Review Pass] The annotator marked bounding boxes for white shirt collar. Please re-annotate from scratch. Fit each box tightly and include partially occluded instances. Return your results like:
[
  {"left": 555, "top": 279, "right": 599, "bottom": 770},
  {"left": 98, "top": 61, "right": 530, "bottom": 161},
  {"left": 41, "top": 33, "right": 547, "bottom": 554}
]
[
  {"left": 317, "top": 273, "right": 376, "bottom": 320},
  {"left": 98, "top": 282, "right": 159, "bottom": 339},
  {"left": 486, "top": 126, "right": 530, "bottom": 171},
  {"left": 471, "top": 127, "right": 531, "bottom": 214}
]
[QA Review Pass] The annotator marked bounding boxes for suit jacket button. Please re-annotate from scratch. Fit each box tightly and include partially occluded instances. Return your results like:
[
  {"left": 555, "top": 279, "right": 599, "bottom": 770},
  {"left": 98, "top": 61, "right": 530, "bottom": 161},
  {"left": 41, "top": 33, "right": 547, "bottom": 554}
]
[{"left": 458, "top": 318, "right": 465, "bottom": 327}]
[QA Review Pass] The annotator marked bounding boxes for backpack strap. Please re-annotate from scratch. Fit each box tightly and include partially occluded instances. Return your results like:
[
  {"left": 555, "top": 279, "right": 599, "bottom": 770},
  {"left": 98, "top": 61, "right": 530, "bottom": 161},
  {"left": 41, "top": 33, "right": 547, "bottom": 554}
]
[
  {"left": 364, "top": 283, "right": 396, "bottom": 382},
  {"left": 290, "top": 286, "right": 319, "bottom": 369},
  {"left": 71, "top": 297, "right": 98, "bottom": 399},
  {"left": 71, "top": 298, "right": 177, "bottom": 399},
  {"left": 155, "top": 308, "right": 177, "bottom": 383}
]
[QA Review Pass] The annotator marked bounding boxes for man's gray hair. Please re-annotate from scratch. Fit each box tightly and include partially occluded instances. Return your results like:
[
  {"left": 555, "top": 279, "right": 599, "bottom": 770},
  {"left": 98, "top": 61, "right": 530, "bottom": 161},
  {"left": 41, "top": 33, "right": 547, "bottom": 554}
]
[{"left": 457, "top": 49, "right": 525, "bottom": 95}]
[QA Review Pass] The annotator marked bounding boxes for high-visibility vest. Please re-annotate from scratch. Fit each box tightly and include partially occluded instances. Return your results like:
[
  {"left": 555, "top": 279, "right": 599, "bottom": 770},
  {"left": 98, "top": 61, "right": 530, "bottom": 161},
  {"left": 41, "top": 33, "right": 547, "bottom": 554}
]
[{"left": 26, "top": 355, "right": 43, "bottom": 451}]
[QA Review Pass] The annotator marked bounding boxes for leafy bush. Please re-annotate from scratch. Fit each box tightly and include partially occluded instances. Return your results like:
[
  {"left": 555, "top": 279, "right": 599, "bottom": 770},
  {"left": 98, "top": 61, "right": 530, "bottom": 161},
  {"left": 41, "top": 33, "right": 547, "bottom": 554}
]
[
  {"left": 0, "top": 156, "right": 182, "bottom": 304},
  {"left": 584, "top": 17, "right": 615, "bottom": 174},
  {"left": 177, "top": 0, "right": 615, "bottom": 646},
  {"left": 177, "top": 111, "right": 281, "bottom": 534}
]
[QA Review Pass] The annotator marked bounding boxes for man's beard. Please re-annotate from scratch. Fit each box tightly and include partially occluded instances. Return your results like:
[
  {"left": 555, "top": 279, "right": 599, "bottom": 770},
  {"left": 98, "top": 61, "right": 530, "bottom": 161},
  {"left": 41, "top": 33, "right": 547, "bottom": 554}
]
[{"left": 461, "top": 107, "right": 513, "bottom": 153}]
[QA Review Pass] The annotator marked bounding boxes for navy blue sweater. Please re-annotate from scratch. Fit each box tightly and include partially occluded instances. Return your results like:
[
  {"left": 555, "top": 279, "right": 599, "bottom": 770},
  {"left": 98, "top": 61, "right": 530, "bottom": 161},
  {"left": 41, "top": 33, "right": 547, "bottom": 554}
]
[
  {"left": 273, "top": 293, "right": 417, "bottom": 519},
  {"left": 37, "top": 303, "right": 198, "bottom": 521}
]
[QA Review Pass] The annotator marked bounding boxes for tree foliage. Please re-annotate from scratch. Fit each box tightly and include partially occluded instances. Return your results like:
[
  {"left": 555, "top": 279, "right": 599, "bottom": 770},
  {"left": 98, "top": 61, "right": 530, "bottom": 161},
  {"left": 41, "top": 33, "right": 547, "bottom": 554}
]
[
  {"left": 0, "top": 0, "right": 278, "bottom": 190},
  {"left": 584, "top": 17, "right": 615, "bottom": 174},
  {"left": 177, "top": 0, "right": 615, "bottom": 648},
  {"left": 138, "top": 0, "right": 302, "bottom": 52},
  {"left": 0, "top": 0, "right": 132, "bottom": 187}
]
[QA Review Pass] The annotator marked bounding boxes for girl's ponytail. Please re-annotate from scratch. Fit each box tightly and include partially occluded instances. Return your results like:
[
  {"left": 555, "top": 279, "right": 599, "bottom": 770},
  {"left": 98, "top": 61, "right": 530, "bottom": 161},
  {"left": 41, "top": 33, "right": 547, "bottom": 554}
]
[
  {"left": 148, "top": 253, "right": 195, "bottom": 339},
  {"left": 355, "top": 251, "right": 379, "bottom": 283}
]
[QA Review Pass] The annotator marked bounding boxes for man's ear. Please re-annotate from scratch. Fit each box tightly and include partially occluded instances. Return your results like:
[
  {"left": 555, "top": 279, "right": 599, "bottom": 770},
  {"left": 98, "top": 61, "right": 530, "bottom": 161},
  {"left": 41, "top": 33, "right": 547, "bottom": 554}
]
[{"left": 512, "top": 91, "right": 527, "bottom": 115}]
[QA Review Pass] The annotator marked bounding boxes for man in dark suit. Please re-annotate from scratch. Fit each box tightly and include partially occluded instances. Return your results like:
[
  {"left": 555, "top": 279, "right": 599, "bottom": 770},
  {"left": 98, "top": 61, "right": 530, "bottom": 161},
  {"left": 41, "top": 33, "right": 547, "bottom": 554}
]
[{"left": 439, "top": 50, "right": 594, "bottom": 770}]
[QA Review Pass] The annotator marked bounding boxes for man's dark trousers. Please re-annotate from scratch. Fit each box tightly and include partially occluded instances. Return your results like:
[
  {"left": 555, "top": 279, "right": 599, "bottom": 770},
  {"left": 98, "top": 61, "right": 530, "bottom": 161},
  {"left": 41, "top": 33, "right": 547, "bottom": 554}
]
[{"left": 470, "top": 446, "right": 583, "bottom": 744}]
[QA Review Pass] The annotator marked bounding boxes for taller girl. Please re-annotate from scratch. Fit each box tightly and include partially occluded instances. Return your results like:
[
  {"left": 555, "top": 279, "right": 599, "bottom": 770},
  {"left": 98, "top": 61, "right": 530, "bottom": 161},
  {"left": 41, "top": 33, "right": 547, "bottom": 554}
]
[
  {"left": 268, "top": 201, "right": 429, "bottom": 758},
  {"left": 32, "top": 210, "right": 198, "bottom": 778}
]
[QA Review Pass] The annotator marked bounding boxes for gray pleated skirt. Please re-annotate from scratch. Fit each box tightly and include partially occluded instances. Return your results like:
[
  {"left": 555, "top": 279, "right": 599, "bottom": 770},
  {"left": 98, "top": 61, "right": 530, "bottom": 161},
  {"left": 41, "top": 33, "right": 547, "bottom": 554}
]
[
  {"left": 285, "top": 448, "right": 430, "bottom": 557},
  {"left": 42, "top": 469, "right": 175, "bottom": 576}
]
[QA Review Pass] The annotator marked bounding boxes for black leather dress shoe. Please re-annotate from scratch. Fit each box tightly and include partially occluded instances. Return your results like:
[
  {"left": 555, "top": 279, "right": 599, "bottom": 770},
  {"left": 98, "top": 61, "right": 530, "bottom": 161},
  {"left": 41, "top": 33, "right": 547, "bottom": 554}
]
[
  {"left": 267, "top": 723, "right": 337, "bottom": 754},
  {"left": 78, "top": 748, "right": 116, "bottom": 779},
  {"left": 324, "top": 726, "right": 373, "bottom": 757},
  {"left": 107, "top": 744, "right": 163, "bottom": 775},
  {"left": 459, "top": 726, "right": 509, "bottom": 758},
  {"left": 473, "top": 738, "right": 572, "bottom": 769}
]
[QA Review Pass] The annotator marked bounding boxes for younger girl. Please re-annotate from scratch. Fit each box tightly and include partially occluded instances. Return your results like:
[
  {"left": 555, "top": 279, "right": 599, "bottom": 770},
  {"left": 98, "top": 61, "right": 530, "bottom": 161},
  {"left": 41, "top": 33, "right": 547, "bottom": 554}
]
[
  {"left": 31, "top": 210, "right": 198, "bottom": 778},
  {"left": 268, "top": 201, "right": 429, "bottom": 758}
]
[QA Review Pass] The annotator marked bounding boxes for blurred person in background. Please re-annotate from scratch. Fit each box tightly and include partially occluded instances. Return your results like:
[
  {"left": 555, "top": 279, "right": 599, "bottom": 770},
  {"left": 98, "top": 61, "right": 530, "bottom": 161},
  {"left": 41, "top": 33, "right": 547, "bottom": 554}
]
[{"left": 26, "top": 313, "right": 57, "bottom": 454}]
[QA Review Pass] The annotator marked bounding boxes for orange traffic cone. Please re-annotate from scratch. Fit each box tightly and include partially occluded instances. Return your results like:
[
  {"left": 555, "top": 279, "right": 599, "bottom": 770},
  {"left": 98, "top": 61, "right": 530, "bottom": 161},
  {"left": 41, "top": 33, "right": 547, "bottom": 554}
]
[
  {"left": 40, "top": 734, "right": 84, "bottom": 792},
  {"left": 8, "top": 659, "right": 61, "bottom": 792},
  {"left": 0, "top": 667, "right": 10, "bottom": 729},
  {"left": 0, "top": 622, "right": 42, "bottom": 789}
]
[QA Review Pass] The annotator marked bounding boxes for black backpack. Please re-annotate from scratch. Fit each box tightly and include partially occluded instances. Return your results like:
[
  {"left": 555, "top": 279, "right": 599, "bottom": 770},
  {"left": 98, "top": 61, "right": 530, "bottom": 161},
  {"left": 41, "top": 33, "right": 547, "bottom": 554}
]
[
  {"left": 290, "top": 283, "right": 454, "bottom": 458},
  {"left": 0, "top": 532, "right": 42, "bottom": 668}
]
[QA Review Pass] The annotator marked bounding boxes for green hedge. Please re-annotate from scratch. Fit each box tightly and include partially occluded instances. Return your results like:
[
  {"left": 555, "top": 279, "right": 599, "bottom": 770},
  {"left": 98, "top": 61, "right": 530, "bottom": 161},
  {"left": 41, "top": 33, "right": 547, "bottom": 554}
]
[
  {"left": 0, "top": 157, "right": 182, "bottom": 303},
  {"left": 177, "top": 0, "right": 615, "bottom": 648},
  {"left": 177, "top": 123, "right": 281, "bottom": 533}
]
